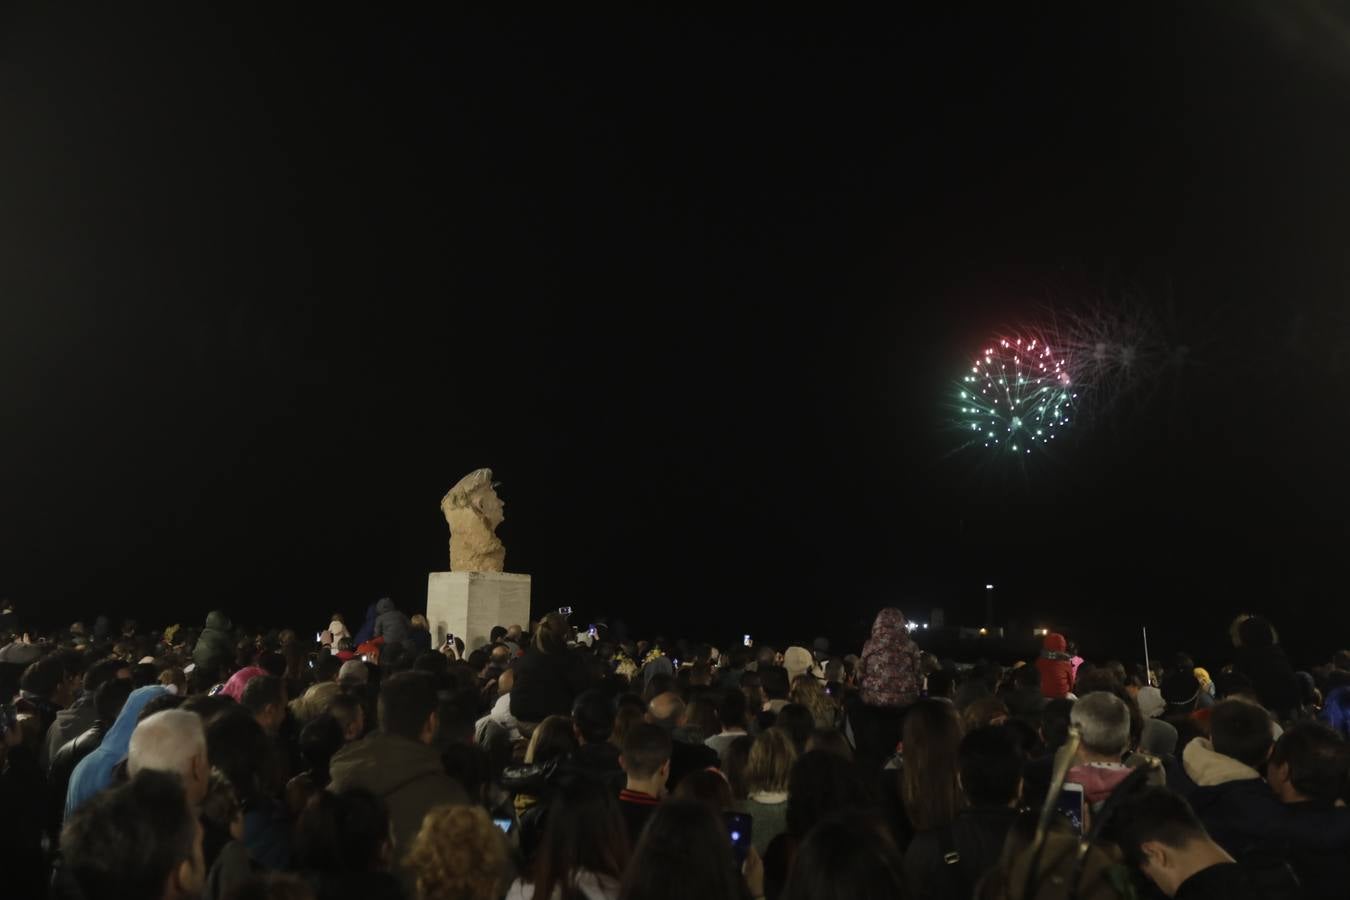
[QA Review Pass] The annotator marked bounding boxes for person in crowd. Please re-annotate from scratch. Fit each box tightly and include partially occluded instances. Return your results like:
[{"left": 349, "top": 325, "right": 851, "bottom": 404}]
[
  {"left": 781, "top": 811, "right": 909, "bottom": 900},
  {"left": 507, "top": 778, "right": 630, "bottom": 900},
  {"left": 292, "top": 788, "right": 403, "bottom": 900},
  {"left": 1000, "top": 663, "right": 1047, "bottom": 725},
  {"left": 904, "top": 726, "right": 1023, "bottom": 900},
  {"left": 805, "top": 727, "right": 853, "bottom": 761},
  {"left": 328, "top": 692, "right": 366, "bottom": 743},
  {"left": 1036, "top": 632, "right": 1074, "bottom": 700},
  {"left": 891, "top": 699, "right": 964, "bottom": 851},
  {"left": 618, "top": 722, "right": 672, "bottom": 842},
  {"left": 1263, "top": 722, "right": 1350, "bottom": 899},
  {"left": 763, "top": 750, "right": 871, "bottom": 899},
  {"left": 722, "top": 734, "right": 754, "bottom": 802},
  {"left": 646, "top": 691, "right": 719, "bottom": 789},
  {"left": 285, "top": 715, "right": 346, "bottom": 817},
  {"left": 327, "top": 613, "right": 351, "bottom": 650},
  {"left": 567, "top": 689, "right": 625, "bottom": 791},
  {"left": 858, "top": 608, "right": 923, "bottom": 767},
  {"left": 208, "top": 707, "right": 292, "bottom": 870},
  {"left": 60, "top": 770, "right": 207, "bottom": 900},
  {"left": 961, "top": 696, "right": 1009, "bottom": 732},
  {"left": 1064, "top": 691, "right": 1151, "bottom": 811},
  {"left": 372, "top": 597, "right": 412, "bottom": 652},
  {"left": 674, "top": 767, "right": 735, "bottom": 813},
  {"left": 352, "top": 603, "right": 380, "bottom": 647},
  {"left": 405, "top": 804, "right": 508, "bottom": 900},
  {"left": 18, "top": 652, "right": 76, "bottom": 738},
  {"left": 735, "top": 725, "right": 796, "bottom": 857},
  {"left": 1229, "top": 615, "right": 1301, "bottom": 722},
  {"left": 128, "top": 708, "right": 210, "bottom": 808},
  {"left": 511, "top": 714, "right": 579, "bottom": 823},
  {"left": 199, "top": 771, "right": 253, "bottom": 900},
  {"left": 1113, "top": 787, "right": 1265, "bottom": 900},
  {"left": 44, "top": 656, "right": 131, "bottom": 770},
  {"left": 407, "top": 614, "right": 434, "bottom": 655},
  {"left": 706, "top": 688, "right": 750, "bottom": 763},
  {"left": 328, "top": 671, "right": 468, "bottom": 864},
  {"left": 241, "top": 674, "right": 289, "bottom": 737},
  {"left": 511, "top": 613, "right": 591, "bottom": 724},
  {"left": 683, "top": 695, "right": 721, "bottom": 741},
  {"left": 758, "top": 665, "right": 791, "bottom": 721},
  {"left": 193, "top": 610, "right": 235, "bottom": 681},
  {"left": 66, "top": 683, "right": 170, "bottom": 816},
  {"left": 617, "top": 799, "right": 761, "bottom": 900},
  {"left": 782, "top": 646, "right": 819, "bottom": 686},
  {"left": 789, "top": 675, "right": 837, "bottom": 730}
]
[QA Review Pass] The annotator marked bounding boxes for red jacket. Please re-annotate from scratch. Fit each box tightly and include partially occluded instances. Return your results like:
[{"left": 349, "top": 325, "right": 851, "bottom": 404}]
[{"left": 1037, "top": 633, "right": 1074, "bottom": 699}]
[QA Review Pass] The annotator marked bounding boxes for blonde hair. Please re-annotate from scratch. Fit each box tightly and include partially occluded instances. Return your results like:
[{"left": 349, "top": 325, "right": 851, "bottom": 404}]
[
  {"left": 407, "top": 805, "right": 507, "bottom": 900},
  {"left": 790, "top": 675, "right": 837, "bottom": 729},
  {"left": 745, "top": 726, "right": 796, "bottom": 794}
]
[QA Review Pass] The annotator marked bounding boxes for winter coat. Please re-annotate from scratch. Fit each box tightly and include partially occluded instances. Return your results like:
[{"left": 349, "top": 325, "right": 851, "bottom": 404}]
[
  {"left": 372, "top": 598, "right": 411, "bottom": 647},
  {"left": 327, "top": 733, "right": 468, "bottom": 863},
  {"left": 904, "top": 807, "right": 1020, "bottom": 900},
  {"left": 1232, "top": 645, "right": 1300, "bottom": 720},
  {"left": 1181, "top": 739, "right": 1288, "bottom": 869},
  {"left": 353, "top": 604, "right": 379, "bottom": 646},
  {"left": 509, "top": 647, "right": 591, "bottom": 723},
  {"left": 1268, "top": 801, "right": 1350, "bottom": 900},
  {"left": 44, "top": 692, "right": 97, "bottom": 772},
  {"left": 859, "top": 608, "right": 922, "bottom": 708},
  {"left": 1035, "top": 633, "right": 1074, "bottom": 699},
  {"left": 193, "top": 611, "right": 235, "bottom": 675},
  {"left": 66, "top": 685, "right": 168, "bottom": 817}
]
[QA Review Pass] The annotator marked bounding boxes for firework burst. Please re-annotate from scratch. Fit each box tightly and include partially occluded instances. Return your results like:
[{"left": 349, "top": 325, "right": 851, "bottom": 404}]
[{"left": 956, "top": 333, "right": 1077, "bottom": 455}]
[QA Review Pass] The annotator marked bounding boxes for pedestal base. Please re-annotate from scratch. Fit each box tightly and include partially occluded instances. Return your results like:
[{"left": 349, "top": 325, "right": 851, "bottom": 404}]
[{"left": 425, "top": 572, "right": 532, "bottom": 651}]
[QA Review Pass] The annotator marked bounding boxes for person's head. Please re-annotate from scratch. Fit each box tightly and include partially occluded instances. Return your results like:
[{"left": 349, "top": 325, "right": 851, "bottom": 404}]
[
  {"left": 85, "top": 656, "right": 134, "bottom": 693},
  {"left": 805, "top": 728, "right": 854, "bottom": 761},
  {"left": 94, "top": 677, "right": 135, "bottom": 727},
  {"left": 1070, "top": 692, "right": 1131, "bottom": 761},
  {"left": 506, "top": 624, "right": 523, "bottom": 642},
  {"left": 533, "top": 612, "right": 569, "bottom": 655},
  {"left": 1012, "top": 663, "right": 1041, "bottom": 691},
  {"left": 958, "top": 725, "right": 1025, "bottom": 808},
  {"left": 206, "top": 709, "right": 277, "bottom": 806},
  {"left": 21, "top": 653, "right": 73, "bottom": 705},
  {"left": 1209, "top": 699, "right": 1274, "bottom": 769},
  {"left": 129, "top": 709, "right": 210, "bottom": 808},
  {"left": 60, "top": 771, "right": 205, "bottom": 900},
  {"left": 293, "top": 788, "right": 393, "bottom": 874},
  {"left": 489, "top": 626, "right": 507, "bottom": 644},
  {"left": 646, "top": 691, "right": 686, "bottom": 731},
  {"left": 1268, "top": 722, "right": 1347, "bottom": 803},
  {"left": 785, "top": 751, "right": 870, "bottom": 838},
  {"left": 328, "top": 693, "right": 365, "bottom": 742},
  {"left": 338, "top": 659, "right": 368, "bottom": 685},
  {"left": 1112, "top": 788, "right": 1231, "bottom": 898},
  {"left": 240, "top": 674, "right": 287, "bottom": 736},
  {"left": 684, "top": 696, "right": 721, "bottom": 739},
  {"left": 200, "top": 771, "right": 244, "bottom": 844},
  {"left": 406, "top": 804, "right": 507, "bottom": 900},
  {"left": 674, "top": 767, "right": 735, "bottom": 811},
  {"left": 617, "top": 800, "right": 744, "bottom": 900},
  {"left": 775, "top": 703, "right": 815, "bottom": 753},
  {"left": 927, "top": 669, "right": 957, "bottom": 700},
  {"left": 745, "top": 726, "right": 796, "bottom": 795},
  {"left": 572, "top": 689, "right": 616, "bottom": 746},
  {"left": 524, "top": 715, "right": 578, "bottom": 765},
  {"left": 378, "top": 671, "right": 439, "bottom": 744},
  {"left": 962, "top": 696, "right": 1010, "bottom": 732},
  {"left": 410, "top": 614, "right": 428, "bottom": 632},
  {"left": 716, "top": 688, "right": 748, "bottom": 733},
  {"left": 532, "top": 779, "right": 631, "bottom": 898},
  {"left": 620, "top": 722, "right": 673, "bottom": 790},
  {"left": 759, "top": 665, "right": 790, "bottom": 701},
  {"left": 781, "top": 811, "right": 908, "bottom": 900},
  {"left": 298, "top": 715, "right": 346, "bottom": 786},
  {"left": 901, "top": 699, "right": 964, "bottom": 832}
]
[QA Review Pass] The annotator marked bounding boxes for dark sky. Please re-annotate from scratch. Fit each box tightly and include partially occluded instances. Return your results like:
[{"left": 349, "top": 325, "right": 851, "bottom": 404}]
[{"left": 3, "top": 6, "right": 1349, "bottom": 659}]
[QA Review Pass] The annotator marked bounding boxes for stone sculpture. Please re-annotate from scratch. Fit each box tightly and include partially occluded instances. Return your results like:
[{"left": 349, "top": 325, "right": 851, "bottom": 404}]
[{"left": 441, "top": 468, "right": 506, "bottom": 572}]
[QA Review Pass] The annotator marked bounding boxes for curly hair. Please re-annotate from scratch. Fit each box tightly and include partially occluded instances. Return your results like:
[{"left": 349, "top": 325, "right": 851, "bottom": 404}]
[
  {"left": 406, "top": 805, "right": 507, "bottom": 900},
  {"left": 790, "top": 675, "right": 838, "bottom": 729}
]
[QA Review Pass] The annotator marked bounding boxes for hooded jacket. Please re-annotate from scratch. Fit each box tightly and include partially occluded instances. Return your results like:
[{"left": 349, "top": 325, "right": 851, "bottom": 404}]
[
  {"left": 1268, "top": 801, "right": 1350, "bottom": 900},
  {"left": 371, "top": 598, "right": 411, "bottom": 647},
  {"left": 327, "top": 733, "right": 467, "bottom": 862},
  {"left": 859, "top": 608, "right": 922, "bottom": 708},
  {"left": 65, "top": 685, "right": 168, "bottom": 817},
  {"left": 193, "top": 610, "right": 235, "bottom": 675},
  {"left": 1181, "top": 738, "right": 1286, "bottom": 863},
  {"left": 1035, "top": 633, "right": 1074, "bottom": 699}
]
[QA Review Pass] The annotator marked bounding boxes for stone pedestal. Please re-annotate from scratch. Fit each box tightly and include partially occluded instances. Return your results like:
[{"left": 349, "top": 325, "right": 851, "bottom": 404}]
[{"left": 425, "top": 572, "right": 531, "bottom": 651}]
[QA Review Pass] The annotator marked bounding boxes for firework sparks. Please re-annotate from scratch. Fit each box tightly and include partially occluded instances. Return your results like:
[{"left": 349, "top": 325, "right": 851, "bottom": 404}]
[{"left": 957, "top": 333, "right": 1076, "bottom": 454}]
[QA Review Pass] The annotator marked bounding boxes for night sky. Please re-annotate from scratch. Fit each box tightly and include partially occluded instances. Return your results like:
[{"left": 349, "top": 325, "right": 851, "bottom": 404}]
[{"left": 3, "top": 6, "right": 1349, "bottom": 661}]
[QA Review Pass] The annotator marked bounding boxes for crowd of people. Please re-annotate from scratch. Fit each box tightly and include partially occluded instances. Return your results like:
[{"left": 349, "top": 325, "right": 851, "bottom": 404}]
[{"left": 2, "top": 597, "right": 1350, "bottom": 900}]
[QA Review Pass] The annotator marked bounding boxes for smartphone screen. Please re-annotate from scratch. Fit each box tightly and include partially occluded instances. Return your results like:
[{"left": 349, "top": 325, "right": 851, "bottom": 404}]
[
  {"left": 743, "top": 634, "right": 752, "bottom": 646},
  {"left": 315, "top": 631, "right": 323, "bottom": 643},
  {"left": 1056, "top": 783, "right": 1086, "bottom": 835},
  {"left": 493, "top": 817, "right": 513, "bottom": 833},
  {"left": 724, "top": 811, "right": 753, "bottom": 866}
]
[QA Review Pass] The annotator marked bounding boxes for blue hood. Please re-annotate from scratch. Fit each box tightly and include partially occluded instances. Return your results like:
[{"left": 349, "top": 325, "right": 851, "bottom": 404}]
[{"left": 65, "top": 685, "right": 169, "bottom": 817}]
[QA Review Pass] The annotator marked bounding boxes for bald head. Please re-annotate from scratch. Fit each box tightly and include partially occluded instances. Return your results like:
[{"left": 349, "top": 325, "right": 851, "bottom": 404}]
[
  {"left": 647, "top": 692, "right": 686, "bottom": 730},
  {"left": 497, "top": 668, "right": 515, "bottom": 694}
]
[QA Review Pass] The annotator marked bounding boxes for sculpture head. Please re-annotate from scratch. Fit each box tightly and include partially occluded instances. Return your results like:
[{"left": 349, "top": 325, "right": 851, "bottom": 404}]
[{"left": 441, "top": 468, "right": 505, "bottom": 530}]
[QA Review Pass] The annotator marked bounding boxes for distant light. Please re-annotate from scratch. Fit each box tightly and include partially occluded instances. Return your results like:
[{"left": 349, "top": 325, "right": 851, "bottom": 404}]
[
  {"left": 979, "top": 627, "right": 989, "bottom": 636},
  {"left": 922, "top": 623, "right": 928, "bottom": 629},
  {"left": 985, "top": 584, "right": 994, "bottom": 590}
]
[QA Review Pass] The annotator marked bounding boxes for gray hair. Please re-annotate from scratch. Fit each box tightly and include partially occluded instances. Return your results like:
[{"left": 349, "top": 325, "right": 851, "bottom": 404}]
[
  {"left": 339, "top": 659, "right": 369, "bottom": 684},
  {"left": 128, "top": 709, "right": 206, "bottom": 781},
  {"left": 1070, "top": 691, "right": 1131, "bottom": 756}
]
